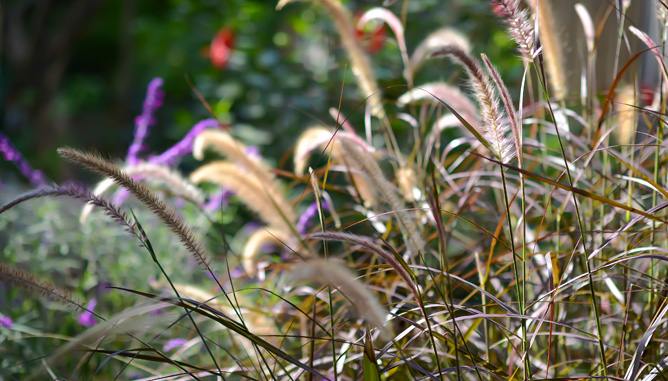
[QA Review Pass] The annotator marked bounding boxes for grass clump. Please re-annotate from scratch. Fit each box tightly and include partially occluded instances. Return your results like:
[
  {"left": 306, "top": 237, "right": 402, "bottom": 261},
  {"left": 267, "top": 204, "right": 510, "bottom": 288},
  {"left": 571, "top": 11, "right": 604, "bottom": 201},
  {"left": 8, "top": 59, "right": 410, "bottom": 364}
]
[{"left": 2, "top": 1, "right": 668, "bottom": 379}]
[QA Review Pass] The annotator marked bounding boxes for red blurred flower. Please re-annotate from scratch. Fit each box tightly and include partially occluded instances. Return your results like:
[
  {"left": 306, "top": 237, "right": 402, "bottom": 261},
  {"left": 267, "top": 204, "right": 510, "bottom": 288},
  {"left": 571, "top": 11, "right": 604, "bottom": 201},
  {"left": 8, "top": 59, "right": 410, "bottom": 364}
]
[
  {"left": 491, "top": 2, "right": 511, "bottom": 18},
  {"left": 209, "top": 28, "right": 234, "bottom": 69},
  {"left": 640, "top": 82, "right": 657, "bottom": 107},
  {"left": 354, "top": 13, "right": 386, "bottom": 55}
]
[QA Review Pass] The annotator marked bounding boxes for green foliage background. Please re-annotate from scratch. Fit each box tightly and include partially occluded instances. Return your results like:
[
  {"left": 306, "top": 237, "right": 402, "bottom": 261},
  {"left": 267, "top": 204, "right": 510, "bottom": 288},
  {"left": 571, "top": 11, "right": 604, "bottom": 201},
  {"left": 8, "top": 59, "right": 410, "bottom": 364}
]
[
  {"left": 0, "top": 0, "right": 521, "bottom": 377},
  {"left": 2, "top": 0, "right": 517, "bottom": 183}
]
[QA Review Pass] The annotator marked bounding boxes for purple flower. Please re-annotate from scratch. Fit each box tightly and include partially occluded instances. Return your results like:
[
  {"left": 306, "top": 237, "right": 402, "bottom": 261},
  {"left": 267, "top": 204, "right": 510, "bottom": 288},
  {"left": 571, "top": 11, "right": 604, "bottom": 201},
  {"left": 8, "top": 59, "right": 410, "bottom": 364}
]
[
  {"left": 150, "top": 118, "right": 220, "bottom": 166},
  {"left": 163, "top": 338, "right": 188, "bottom": 351},
  {"left": 297, "top": 201, "right": 329, "bottom": 235},
  {"left": 205, "top": 188, "right": 233, "bottom": 211},
  {"left": 245, "top": 145, "right": 261, "bottom": 159},
  {"left": 126, "top": 78, "right": 165, "bottom": 165},
  {"left": 0, "top": 132, "right": 47, "bottom": 187},
  {"left": 78, "top": 298, "right": 98, "bottom": 327},
  {"left": 0, "top": 315, "right": 13, "bottom": 329}
]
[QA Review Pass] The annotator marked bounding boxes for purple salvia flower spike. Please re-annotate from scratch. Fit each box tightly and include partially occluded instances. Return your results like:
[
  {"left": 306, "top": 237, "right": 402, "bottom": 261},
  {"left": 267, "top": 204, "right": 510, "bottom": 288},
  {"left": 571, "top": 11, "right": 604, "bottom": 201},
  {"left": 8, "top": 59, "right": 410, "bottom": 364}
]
[
  {"left": 163, "top": 338, "right": 188, "bottom": 351},
  {"left": 0, "top": 132, "right": 47, "bottom": 187},
  {"left": 126, "top": 77, "right": 165, "bottom": 165},
  {"left": 77, "top": 298, "right": 98, "bottom": 327},
  {"left": 205, "top": 188, "right": 233, "bottom": 211},
  {"left": 0, "top": 315, "right": 13, "bottom": 329},
  {"left": 150, "top": 118, "right": 220, "bottom": 166},
  {"left": 297, "top": 201, "right": 329, "bottom": 235}
]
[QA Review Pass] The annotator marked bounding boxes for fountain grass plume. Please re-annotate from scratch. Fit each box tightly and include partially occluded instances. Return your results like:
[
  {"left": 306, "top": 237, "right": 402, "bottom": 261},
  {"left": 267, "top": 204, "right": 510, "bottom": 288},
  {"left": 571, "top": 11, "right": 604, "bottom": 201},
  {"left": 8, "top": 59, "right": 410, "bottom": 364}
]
[
  {"left": 80, "top": 162, "right": 204, "bottom": 222},
  {"left": 243, "top": 228, "right": 294, "bottom": 275},
  {"left": 531, "top": 0, "right": 566, "bottom": 100},
  {"left": 410, "top": 27, "right": 470, "bottom": 75},
  {"left": 193, "top": 128, "right": 277, "bottom": 186},
  {"left": 397, "top": 81, "right": 481, "bottom": 130},
  {"left": 190, "top": 161, "right": 297, "bottom": 232},
  {"left": 277, "top": 0, "right": 385, "bottom": 119},
  {"left": 431, "top": 45, "right": 516, "bottom": 164},
  {"left": 0, "top": 264, "right": 78, "bottom": 308},
  {"left": 293, "top": 127, "right": 378, "bottom": 207},
  {"left": 58, "top": 147, "right": 211, "bottom": 268},
  {"left": 337, "top": 136, "right": 424, "bottom": 257},
  {"left": 288, "top": 258, "right": 392, "bottom": 341},
  {"left": 492, "top": 0, "right": 535, "bottom": 63},
  {"left": 614, "top": 85, "right": 637, "bottom": 146},
  {"left": 481, "top": 54, "right": 522, "bottom": 167},
  {"left": 309, "top": 231, "right": 419, "bottom": 300},
  {"left": 0, "top": 182, "right": 136, "bottom": 236},
  {"left": 293, "top": 127, "right": 338, "bottom": 177}
]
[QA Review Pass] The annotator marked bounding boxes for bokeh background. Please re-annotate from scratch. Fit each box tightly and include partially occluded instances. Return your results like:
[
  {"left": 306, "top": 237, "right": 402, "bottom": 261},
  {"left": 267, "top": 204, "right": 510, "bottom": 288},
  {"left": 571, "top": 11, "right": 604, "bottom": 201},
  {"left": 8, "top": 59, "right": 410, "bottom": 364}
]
[{"left": 1, "top": 0, "right": 522, "bottom": 185}]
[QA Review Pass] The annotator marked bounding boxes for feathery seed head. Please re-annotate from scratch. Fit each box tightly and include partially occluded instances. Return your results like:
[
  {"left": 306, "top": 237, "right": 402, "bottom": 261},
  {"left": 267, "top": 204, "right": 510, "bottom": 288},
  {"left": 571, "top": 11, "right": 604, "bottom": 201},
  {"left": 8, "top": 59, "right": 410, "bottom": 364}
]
[
  {"left": 0, "top": 264, "right": 78, "bottom": 308},
  {"left": 190, "top": 161, "right": 297, "bottom": 231},
  {"left": 431, "top": 46, "right": 515, "bottom": 164},
  {"left": 288, "top": 259, "right": 392, "bottom": 340},
  {"left": 193, "top": 129, "right": 276, "bottom": 185},
  {"left": 277, "top": 0, "right": 385, "bottom": 118},
  {"left": 491, "top": 0, "right": 535, "bottom": 63},
  {"left": 58, "top": 147, "right": 211, "bottom": 269},
  {"left": 243, "top": 228, "right": 294, "bottom": 275},
  {"left": 411, "top": 28, "right": 470, "bottom": 75}
]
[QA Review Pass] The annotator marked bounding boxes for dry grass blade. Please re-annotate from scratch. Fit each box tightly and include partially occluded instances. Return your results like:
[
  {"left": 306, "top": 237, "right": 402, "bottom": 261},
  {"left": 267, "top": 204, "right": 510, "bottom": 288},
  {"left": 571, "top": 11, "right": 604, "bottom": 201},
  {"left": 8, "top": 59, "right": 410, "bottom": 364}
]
[
  {"left": 358, "top": 7, "right": 411, "bottom": 84},
  {"left": 28, "top": 303, "right": 175, "bottom": 381},
  {"left": 482, "top": 153, "right": 668, "bottom": 224},
  {"left": 626, "top": 300, "right": 668, "bottom": 379}
]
